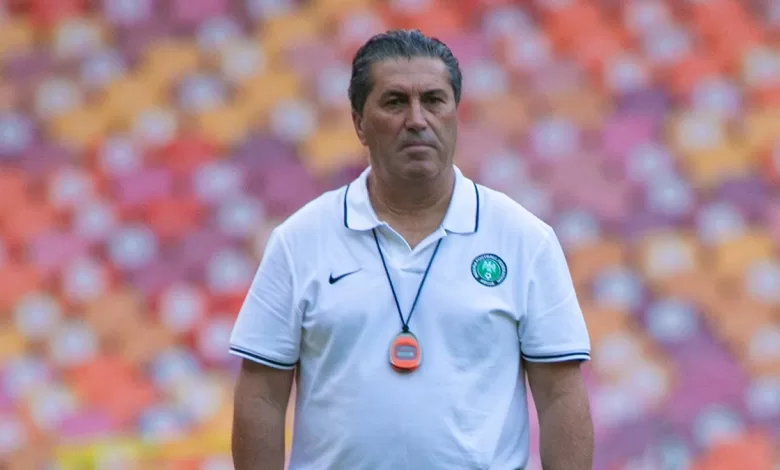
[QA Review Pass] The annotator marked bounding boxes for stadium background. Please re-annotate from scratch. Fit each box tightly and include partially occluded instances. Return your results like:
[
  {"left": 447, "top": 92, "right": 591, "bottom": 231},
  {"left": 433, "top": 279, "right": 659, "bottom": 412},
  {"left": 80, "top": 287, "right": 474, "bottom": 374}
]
[{"left": 0, "top": 0, "right": 778, "bottom": 468}]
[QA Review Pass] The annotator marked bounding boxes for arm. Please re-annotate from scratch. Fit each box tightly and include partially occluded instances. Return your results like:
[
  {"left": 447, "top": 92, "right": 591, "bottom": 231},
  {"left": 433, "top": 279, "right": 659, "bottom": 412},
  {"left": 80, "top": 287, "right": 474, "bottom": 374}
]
[
  {"left": 518, "top": 227, "right": 593, "bottom": 470},
  {"left": 526, "top": 361, "right": 593, "bottom": 470},
  {"left": 232, "top": 360, "right": 294, "bottom": 470},
  {"left": 228, "top": 227, "right": 301, "bottom": 469}
]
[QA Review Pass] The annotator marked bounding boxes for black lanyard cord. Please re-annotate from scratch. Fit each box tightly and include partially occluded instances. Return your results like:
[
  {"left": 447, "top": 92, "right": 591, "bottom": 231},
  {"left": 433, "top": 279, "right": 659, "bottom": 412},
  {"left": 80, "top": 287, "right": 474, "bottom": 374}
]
[{"left": 372, "top": 229, "right": 443, "bottom": 333}]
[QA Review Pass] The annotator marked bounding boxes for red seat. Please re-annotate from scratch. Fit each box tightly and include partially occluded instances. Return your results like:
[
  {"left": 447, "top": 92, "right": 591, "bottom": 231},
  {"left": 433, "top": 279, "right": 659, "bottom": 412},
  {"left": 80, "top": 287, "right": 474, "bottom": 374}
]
[{"left": 29, "top": 0, "right": 85, "bottom": 26}]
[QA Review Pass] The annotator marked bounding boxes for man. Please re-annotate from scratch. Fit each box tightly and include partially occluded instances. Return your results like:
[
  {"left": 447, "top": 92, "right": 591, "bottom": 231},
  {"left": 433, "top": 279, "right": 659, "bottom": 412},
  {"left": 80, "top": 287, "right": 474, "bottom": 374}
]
[{"left": 229, "top": 29, "right": 593, "bottom": 470}]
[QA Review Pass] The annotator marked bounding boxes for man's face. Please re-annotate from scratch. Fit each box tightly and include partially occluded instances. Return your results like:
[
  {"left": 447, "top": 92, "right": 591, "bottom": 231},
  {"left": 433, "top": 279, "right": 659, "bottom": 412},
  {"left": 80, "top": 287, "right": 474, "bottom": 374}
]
[{"left": 352, "top": 57, "right": 458, "bottom": 182}]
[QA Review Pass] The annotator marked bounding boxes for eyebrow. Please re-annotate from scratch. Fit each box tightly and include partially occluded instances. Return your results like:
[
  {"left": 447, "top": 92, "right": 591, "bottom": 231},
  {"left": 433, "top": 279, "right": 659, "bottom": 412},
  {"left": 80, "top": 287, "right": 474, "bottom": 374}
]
[{"left": 381, "top": 88, "right": 449, "bottom": 99}]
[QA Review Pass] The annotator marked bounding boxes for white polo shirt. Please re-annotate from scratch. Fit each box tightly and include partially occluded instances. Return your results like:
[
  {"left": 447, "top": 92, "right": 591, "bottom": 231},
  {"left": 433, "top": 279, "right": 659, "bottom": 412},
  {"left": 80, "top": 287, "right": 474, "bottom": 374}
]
[{"left": 229, "top": 165, "right": 590, "bottom": 470}]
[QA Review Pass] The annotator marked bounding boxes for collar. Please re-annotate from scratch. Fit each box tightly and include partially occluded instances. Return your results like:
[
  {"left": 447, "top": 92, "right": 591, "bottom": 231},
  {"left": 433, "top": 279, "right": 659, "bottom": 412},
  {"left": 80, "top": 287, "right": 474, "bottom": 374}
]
[{"left": 343, "top": 165, "right": 480, "bottom": 234}]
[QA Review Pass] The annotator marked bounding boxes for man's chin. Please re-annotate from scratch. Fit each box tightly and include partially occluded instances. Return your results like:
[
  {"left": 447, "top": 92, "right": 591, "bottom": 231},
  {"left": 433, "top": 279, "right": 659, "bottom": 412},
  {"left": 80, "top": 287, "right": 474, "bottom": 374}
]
[{"left": 397, "top": 160, "right": 442, "bottom": 181}]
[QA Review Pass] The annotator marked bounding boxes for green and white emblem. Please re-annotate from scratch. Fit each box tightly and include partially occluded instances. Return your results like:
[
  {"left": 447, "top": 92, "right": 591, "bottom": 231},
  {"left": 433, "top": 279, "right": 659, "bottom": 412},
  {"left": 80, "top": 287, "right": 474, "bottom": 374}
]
[{"left": 471, "top": 253, "right": 507, "bottom": 287}]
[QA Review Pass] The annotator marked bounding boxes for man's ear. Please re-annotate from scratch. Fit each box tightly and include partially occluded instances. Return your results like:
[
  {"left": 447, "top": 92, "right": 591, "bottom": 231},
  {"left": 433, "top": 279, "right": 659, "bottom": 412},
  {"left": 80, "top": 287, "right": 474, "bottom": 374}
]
[{"left": 352, "top": 110, "right": 367, "bottom": 146}]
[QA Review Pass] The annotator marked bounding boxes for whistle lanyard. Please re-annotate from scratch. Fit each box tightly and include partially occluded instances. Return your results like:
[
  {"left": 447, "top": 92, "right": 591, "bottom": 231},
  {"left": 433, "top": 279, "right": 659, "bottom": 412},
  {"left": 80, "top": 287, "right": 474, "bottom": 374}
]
[{"left": 372, "top": 229, "right": 443, "bottom": 332}]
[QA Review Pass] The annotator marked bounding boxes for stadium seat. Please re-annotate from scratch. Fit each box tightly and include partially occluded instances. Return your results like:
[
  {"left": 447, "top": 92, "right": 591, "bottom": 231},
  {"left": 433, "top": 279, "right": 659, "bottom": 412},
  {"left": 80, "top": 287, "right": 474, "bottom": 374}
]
[
  {"left": 29, "top": 0, "right": 86, "bottom": 27},
  {"left": 302, "top": 118, "right": 367, "bottom": 176},
  {"left": 568, "top": 238, "right": 627, "bottom": 290},
  {"left": 236, "top": 70, "right": 303, "bottom": 127},
  {"left": 692, "top": 431, "right": 774, "bottom": 470},
  {"left": 759, "top": 139, "right": 780, "bottom": 186},
  {"left": 49, "top": 106, "right": 111, "bottom": 151},
  {"left": 684, "top": 142, "right": 754, "bottom": 190},
  {"left": 711, "top": 231, "right": 774, "bottom": 282},
  {"left": 0, "top": 16, "right": 35, "bottom": 59},
  {"left": 0, "top": 329, "right": 26, "bottom": 364},
  {"left": 139, "top": 40, "right": 201, "bottom": 95},
  {"left": 258, "top": 11, "right": 322, "bottom": 64},
  {"left": 195, "top": 104, "right": 252, "bottom": 149},
  {"left": 744, "top": 108, "right": 780, "bottom": 153}
]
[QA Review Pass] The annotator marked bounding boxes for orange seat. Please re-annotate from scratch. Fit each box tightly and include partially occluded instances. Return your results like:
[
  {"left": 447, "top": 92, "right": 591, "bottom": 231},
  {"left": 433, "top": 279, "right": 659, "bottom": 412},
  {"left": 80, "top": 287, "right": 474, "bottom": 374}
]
[
  {"left": 82, "top": 290, "right": 145, "bottom": 348},
  {"left": 308, "top": 0, "right": 374, "bottom": 27},
  {"left": 100, "top": 75, "right": 165, "bottom": 129},
  {"left": 743, "top": 108, "right": 780, "bottom": 153},
  {"left": 567, "top": 238, "right": 627, "bottom": 292},
  {"left": 470, "top": 94, "right": 532, "bottom": 139},
  {"left": 140, "top": 40, "right": 201, "bottom": 95},
  {"left": 332, "top": 8, "right": 390, "bottom": 62},
  {"left": 154, "top": 423, "right": 231, "bottom": 461},
  {"left": 683, "top": 141, "right": 754, "bottom": 190},
  {"left": 301, "top": 120, "right": 366, "bottom": 177},
  {"left": 711, "top": 230, "right": 774, "bottom": 282},
  {"left": 692, "top": 431, "right": 773, "bottom": 470},
  {"left": 236, "top": 70, "right": 303, "bottom": 126},
  {"left": 668, "top": 111, "right": 728, "bottom": 160},
  {"left": 50, "top": 16, "right": 107, "bottom": 60},
  {"left": 216, "top": 39, "right": 267, "bottom": 86},
  {"left": 386, "top": 0, "right": 465, "bottom": 38},
  {"left": 194, "top": 104, "right": 251, "bottom": 149},
  {"left": 258, "top": 11, "right": 321, "bottom": 64},
  {"left": 654, "top": 270, "right": 723, "bottom": 324},
  {"left": 710, "top": 296, "right": 775, "bottom": 353},
  {"left": 744, "top": 324, "right": 780, "bottom": 378},
  {"left": 580, "top": 305, "right": 632, "bottom": 346},
  {"left": 546, "top": 87, "right": 608, "bottom": 130},
  {"left": 636, "top": 231, "right": 702, "bottom": 283},
  {"left": 3, "top": 446, "right": 53, "bottom": 470},
  {"left": 196, "top": 400, "right": 234, "bottom": 439},
  {"left": 0, "top": 16, "right": 35, "bottom": 59},
  {"left": 584, "top": 307, "right": 661, "bottom": 383},
  {"left": 49, "top": 105, "right": 111, "bottom": 151},
  {"left": 117, "top": 321, "right": 175, "bottom": 368},
  {"left": 286, "top": 384, "right": 295, "bottom": 448},
  {"left": 161, "top": 460, "right": 202, "bottom": 470},
  {"left": 0, "top": 329, "right": 26, "bottom": 364}
]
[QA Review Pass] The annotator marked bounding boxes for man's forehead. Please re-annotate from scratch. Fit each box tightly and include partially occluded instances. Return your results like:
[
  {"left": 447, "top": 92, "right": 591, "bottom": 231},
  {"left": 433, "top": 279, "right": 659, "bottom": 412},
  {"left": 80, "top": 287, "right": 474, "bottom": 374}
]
[{"left": 369, "top": 57, "right": 451, "bottom": 94}]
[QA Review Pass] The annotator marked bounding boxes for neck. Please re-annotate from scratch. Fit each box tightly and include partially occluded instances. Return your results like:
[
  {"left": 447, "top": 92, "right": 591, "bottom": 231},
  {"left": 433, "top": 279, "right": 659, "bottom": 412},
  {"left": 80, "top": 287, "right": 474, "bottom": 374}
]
[{"left": 368, "top": 167, "right": 455, "bottom": 220}]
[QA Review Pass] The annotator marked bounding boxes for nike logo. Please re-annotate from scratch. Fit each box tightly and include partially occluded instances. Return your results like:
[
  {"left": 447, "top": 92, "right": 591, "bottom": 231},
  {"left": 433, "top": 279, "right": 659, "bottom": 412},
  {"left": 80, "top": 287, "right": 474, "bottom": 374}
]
[{"left": 329, "top": 270, "right": 360, "bottom": 284}]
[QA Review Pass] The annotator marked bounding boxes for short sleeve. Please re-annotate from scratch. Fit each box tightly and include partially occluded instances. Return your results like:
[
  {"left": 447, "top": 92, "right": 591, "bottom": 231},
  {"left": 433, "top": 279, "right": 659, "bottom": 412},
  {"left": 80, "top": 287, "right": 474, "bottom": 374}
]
[
  {"left": 229, "top": 228, "right": 301, "bottom": 369},
  {"left": 518, "top": 228, "right": 591, "bottom": 363}
]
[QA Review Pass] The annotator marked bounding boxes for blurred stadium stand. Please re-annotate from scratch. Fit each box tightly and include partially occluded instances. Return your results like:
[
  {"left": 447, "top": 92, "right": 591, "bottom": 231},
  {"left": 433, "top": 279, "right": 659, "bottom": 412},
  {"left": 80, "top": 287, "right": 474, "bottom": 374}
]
[{"left": 0, "top": 0, "right": 778, "bottom": 468}]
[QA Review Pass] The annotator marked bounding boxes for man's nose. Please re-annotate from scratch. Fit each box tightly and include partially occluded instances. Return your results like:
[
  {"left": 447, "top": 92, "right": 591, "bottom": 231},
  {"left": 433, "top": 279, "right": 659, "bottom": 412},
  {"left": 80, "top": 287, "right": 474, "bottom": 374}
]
[{"left": 404, "top": 100, "right": 428, "bottom": 131}]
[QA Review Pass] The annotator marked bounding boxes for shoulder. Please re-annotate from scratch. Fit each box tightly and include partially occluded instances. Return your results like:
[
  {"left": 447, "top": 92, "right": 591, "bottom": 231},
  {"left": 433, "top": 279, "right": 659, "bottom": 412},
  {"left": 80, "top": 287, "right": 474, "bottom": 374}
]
[
  {"left": 270, "top": 185, "right": 347, "bottom": 246},
  {"left": 476, "top": 183, "right": 555, "bottom": 248}
]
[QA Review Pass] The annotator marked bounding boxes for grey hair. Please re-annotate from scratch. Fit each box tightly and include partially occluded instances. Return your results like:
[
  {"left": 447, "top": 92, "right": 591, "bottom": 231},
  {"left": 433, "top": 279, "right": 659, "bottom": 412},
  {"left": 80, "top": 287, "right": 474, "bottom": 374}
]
[{"left": 348, "top": 29, "right": 462, "bottom": 114}]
